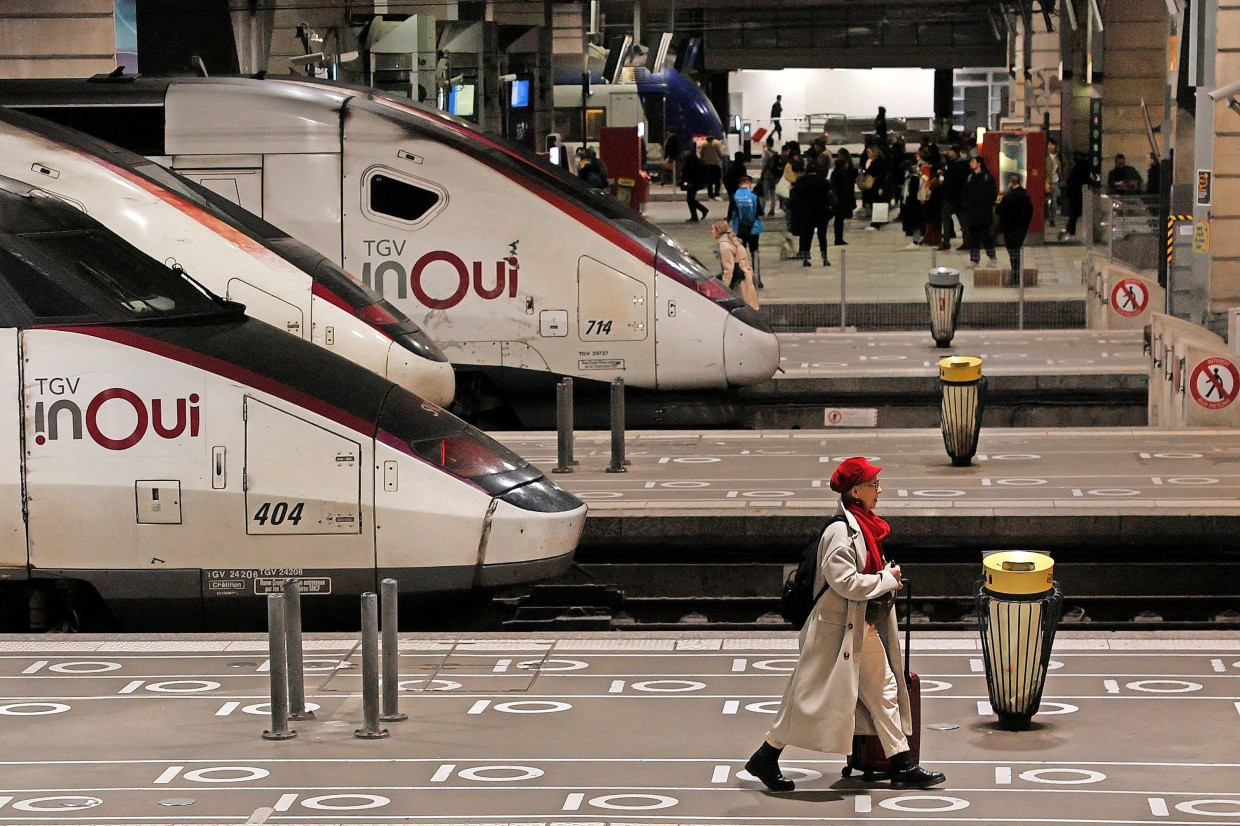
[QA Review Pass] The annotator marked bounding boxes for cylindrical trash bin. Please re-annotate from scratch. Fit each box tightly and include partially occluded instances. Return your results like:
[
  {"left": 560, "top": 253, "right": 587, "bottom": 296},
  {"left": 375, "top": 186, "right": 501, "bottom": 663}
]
[
  {"left": 938, "top": 356, "right": 986, "bottom": 467},
  {"left": 976, "top": 551, "right": 1063, "bottom": 731},
  {"left": 926, "top": 267, "right": 965, "bottom": 347}
]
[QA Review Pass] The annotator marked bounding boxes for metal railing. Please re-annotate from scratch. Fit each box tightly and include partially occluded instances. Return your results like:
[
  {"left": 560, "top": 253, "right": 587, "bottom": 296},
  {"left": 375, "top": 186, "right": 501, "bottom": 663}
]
[{"left": 1089, "top": 192, "right": 1161, "bottom": 276}]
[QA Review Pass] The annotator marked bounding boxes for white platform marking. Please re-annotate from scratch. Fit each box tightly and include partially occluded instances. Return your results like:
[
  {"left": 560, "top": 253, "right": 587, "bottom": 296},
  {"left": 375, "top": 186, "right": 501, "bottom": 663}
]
[
  {"left": 1210, "top": 658, "right": 1225, "bottom": 672},
  {"left": 273, "top": 794, "right": 297, "bottom": 812},
  {"left": 467, "top": 700, "right": 490, "bottom": 715},
  {"left": 1148, "top": 797, "right": 1170, "bottom": 816},
  {"left": 493, "top": 659, "right": 511, "bottom": 673},
  {"left": 22, "top": 661, "right": 47, "bottom": 674},
  {"left": 154, "top": 766, "right": 183, "bottom": 784},
  {"left": 855, "top": 795, "right": 873, "bottom": 812},
  {"left": 711, "top": 765, "right": 730, "bottom": 783},
  {"left": 562, "top": 793, "right": 584, "bottom": 811},
  {"left": 1104, "top": 679, "right": 1120, "bottom": 693},
  {"left": 995, "top": 766, "right": 1012, "bottom": 784},
  {"left": 722, "top": 700, "right": 740, "bottom": 715},
  {"left": 430, "top": 764, "right": 455, "bottom": 782}
]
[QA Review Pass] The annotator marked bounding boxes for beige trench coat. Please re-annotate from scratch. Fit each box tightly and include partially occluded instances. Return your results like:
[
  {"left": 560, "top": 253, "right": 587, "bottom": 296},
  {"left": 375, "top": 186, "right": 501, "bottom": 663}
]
[
  {"left": 717, "top": 234, "right": 759, "bottom": 310},
  {"left": 766, "top": 500, "right": 912, "bottom": 755}
]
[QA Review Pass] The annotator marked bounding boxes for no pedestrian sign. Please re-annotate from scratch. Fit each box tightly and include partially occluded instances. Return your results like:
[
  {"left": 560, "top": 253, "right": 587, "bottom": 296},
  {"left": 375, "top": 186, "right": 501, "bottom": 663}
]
[
  {"left": 1189, "top": 357, "right": 1240, "bottom": 410},
  {"left": 1110, "top": 278, "right": 1149, "bottom": 318}
]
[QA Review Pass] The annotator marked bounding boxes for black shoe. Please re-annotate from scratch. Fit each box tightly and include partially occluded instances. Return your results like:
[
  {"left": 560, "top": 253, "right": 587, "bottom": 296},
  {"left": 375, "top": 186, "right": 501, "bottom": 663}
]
[
  {"left": 802, "top": 258, "right": 811, "bottom": 267},
  {"left": 702, "top": 208, "right": 710, "bottom": 219},
  {"left": 835, "top": 239, "right": 848, "bottom": 246},
  {"left": 745, "top": 747, "right": 795, "bottom": 792},
  {"left": 822, "top": 258, "right": 830, "bottom": 266},
  {"left": 755, "top": 281, "right": 764, "bottom": 290},
  {"left": 891, "top": 763, "right": 947, "bottom": 789},
  {"left": 937, "top": 243, "right": 951, "bottom": 251}
]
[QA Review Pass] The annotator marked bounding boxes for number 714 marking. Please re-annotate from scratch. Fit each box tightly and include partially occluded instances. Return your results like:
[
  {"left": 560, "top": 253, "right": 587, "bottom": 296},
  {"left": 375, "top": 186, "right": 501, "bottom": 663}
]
[{"left": 585, "top": 319, "right": 613, "bottom": 335}]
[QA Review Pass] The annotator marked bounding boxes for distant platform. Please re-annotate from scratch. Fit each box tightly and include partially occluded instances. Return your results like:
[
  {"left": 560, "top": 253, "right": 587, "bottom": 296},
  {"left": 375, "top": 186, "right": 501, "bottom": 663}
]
[
  {"left": 495, "top": 427, "right": 1240, "bottom": 551},
  {"left": 2, "top": 630, "right": 1237, "bottom": 825}
]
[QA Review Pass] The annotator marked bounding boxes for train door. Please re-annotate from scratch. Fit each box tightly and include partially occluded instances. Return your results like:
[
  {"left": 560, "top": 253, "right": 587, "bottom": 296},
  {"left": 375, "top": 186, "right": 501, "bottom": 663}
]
[
  {"left": 576, "top": 256, "right": 654, "bottom": 385},
  {"left": 0, "top": 328, "right": 25, "bottom": 567},
  {"left": 242, "top": 397, "right": 373, "bottom": 581}
]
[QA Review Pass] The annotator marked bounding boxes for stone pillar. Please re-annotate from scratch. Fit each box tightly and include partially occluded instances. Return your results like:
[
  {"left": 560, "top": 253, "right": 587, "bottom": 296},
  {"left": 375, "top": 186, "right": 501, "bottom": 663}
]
[
  {"left": 1013, "top": 11, "right": 1064, "bottom": 132},
  {"left": 1101, "top": 0, "right": 1167, "bottom": 172},
  {"left": 0, "top": 1, "right": 118, "bottom": 79},
  {"left": 1207, "top": 0, "right": 1240, "bottom": 314}
]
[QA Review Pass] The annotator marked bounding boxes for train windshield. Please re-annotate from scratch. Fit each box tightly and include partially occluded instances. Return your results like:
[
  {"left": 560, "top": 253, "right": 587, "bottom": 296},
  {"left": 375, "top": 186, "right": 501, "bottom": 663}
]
[
  {"left": 0, "top": 192, "right": 227, "bottom": 324},
  {"left": 654, "top": 237, "right": 748, "bottom": 307},
  {"left": 377, "top": 389, "right": 541, "bottom": 495}
]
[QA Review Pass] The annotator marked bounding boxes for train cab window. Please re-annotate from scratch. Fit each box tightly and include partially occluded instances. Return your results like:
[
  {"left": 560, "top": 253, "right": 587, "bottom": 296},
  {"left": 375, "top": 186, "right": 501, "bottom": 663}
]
[
  {"left": 365, "top": 171, "right": 444, "bottom": 225},
  {"left": 0, "top": 248, "right": 93, "bottom": 321}
]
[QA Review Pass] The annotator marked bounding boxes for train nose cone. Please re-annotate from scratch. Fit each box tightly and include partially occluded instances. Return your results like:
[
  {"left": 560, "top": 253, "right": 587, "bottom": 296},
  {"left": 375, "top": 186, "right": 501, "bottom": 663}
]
[
  {"left": 387, "top": 344, "right": 457, "bottom": 407},
  {"left": 723, "top": 311, "right": 780, "bottom": 386}
]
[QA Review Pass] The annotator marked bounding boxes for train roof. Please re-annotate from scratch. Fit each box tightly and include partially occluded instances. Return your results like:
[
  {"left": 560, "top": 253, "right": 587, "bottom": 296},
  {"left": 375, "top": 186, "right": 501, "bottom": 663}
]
[{"left": 0, "top": 75, "right": 665, "bottom": 244}]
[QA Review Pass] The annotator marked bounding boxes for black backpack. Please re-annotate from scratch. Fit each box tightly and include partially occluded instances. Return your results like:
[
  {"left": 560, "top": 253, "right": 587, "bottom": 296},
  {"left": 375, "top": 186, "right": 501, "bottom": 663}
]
[{"left": 780, "top": 515, "right": 847, "bottom": 629}]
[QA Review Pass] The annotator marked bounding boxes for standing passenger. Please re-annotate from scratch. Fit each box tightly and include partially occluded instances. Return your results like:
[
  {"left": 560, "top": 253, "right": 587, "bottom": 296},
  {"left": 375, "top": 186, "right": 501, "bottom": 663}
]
[
  {"left": 995, "top": 173, "right": 1034, "bottom": 280},
  {"left": 963, "top": 156, "right": 998, "bottom": 268},
  {"left": 830, "top": 150, "right": 858, "bottom": 246},
  {"left": 771, "top": 95, "right": 784, "bottom": 140},
  {"left": 700, "top": 135, "right": 725, "bottom": 199},
  {"left": 744, "top": 457, "right": 947, "bottom": 793}
]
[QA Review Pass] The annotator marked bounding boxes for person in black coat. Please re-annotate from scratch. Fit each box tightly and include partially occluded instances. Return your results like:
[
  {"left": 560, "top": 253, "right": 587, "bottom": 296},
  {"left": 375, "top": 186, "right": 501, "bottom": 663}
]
[
  {"left": 790, "top": 156, "right": 834, "bottom": 266},
  {"left": 1064, "top": 152, "right": 1092, "bottom": 238},
  {"left": 830, "top": 151, "right": 858, "bottom": 245},
  {"left": 995, "top": 174, "right": 1035, "bottom": 281},
  {"left": 939, "top": 146, "right": 971, "bottom": 250},
  {"left": 963, "top": 155, "right": 998, "bottom": 267},
  {"left": 682, "top": 149, "right": 709, "bottom": 222}
]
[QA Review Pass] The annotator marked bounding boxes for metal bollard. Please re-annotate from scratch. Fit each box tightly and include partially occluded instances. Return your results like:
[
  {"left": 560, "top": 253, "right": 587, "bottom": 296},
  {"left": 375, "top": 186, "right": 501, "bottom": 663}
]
[
  {"left": 263, "top": 594, "right": 296, "bottom": 740},
  {"left": 354, "top": 592, "right": 389, "bottom": 739},
  {"left": 606, "top": 377, "right": 627, "bottom": 473},
  {"left": 283, "top": 579, "right": 314, "bottom": 720},
  {"left": 380, "top": 578, "right": 407, "bottom": 722},
  {"left": 839, "top": 248, "right": 847, "bottom": 331},
  {"left": 564, "top": 377, "right": 578, "bottom": 465},
  {"left": 931, "top": 246, "right": 938, "bottom": 270},
  {"left": 553, "top": 379, "right": 572, "bottom": 474}
]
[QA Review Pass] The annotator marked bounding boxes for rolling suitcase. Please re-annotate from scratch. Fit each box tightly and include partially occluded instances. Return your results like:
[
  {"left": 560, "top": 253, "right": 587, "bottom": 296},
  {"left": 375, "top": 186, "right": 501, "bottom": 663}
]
[{"left": 841, "top": 582, "right": 920, "bottom": 782}]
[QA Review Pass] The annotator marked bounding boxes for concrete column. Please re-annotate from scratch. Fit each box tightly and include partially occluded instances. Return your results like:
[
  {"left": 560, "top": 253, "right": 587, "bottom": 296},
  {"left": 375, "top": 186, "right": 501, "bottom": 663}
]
[
  {"left": 1014, "top": 11, "right": 1063, "bottom": 131},
  {"left": 1207, "top": 0, "right": 1240, "bottom": 314},
  {"left": 1101, "top": 0, "right": 1167, "bottom": 166}
]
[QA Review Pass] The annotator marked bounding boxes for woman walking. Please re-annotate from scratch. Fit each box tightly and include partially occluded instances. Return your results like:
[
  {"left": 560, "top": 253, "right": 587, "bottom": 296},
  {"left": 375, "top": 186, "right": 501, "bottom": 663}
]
[
  {"left": 744, "top": 457, "right": 947, "bottom": 793},
  {"left": 711, "top": 220, "right": 759, "bottom": 310}
]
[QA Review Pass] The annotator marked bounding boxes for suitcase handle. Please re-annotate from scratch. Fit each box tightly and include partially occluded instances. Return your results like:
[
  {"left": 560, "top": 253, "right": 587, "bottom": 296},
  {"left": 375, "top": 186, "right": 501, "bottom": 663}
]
[{"left": 902, "top": 578, "right": 912, "bottom": 680}]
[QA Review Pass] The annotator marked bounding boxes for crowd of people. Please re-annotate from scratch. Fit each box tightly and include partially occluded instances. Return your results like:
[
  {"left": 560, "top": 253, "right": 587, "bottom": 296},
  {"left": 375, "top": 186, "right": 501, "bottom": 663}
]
[{"left": 664, "top": 108, "right": 1105, "bottom": 280}]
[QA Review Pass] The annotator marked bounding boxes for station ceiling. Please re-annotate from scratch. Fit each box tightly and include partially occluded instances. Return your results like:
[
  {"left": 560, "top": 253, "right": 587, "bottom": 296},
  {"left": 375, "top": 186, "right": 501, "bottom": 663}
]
[{"left": 605, "top": 0, "right": 1025, "bottom": 71}]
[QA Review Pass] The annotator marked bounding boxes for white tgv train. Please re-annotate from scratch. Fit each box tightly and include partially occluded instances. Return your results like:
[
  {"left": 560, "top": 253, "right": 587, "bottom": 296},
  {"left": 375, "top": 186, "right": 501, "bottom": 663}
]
[
  {"left": 0, "top": 176, "right": 584, "bottom": 631},
  {"left": 0, "top": 108, "right": 456, "bottom": 407},
  {"left": 0, "top": 76, "right": 780, "bottom": 422}
]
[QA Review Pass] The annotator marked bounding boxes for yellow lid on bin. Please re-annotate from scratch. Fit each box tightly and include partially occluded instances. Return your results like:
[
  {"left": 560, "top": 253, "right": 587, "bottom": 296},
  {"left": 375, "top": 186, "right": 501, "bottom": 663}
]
[
  {"left": 939, "top": 355, "right": 983, "bottom": 382},
  {"left": 983, "top": 551, "right": 1055, "bottom": 595}
]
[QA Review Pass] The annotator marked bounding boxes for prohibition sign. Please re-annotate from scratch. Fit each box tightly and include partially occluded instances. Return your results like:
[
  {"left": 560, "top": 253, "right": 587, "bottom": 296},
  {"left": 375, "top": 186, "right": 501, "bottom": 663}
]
[
  {"left": 1189, "top": 357, "right": 1240, "bottom": 410},
  {"left": 1110, "top": 278, "right": 1149, "bottom": 317}
]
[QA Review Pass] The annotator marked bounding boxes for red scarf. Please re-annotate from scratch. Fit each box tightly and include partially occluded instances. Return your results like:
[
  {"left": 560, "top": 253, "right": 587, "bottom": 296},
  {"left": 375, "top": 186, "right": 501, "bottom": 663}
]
[{"left": 844, "top": 500, "right": 889, "bottom": 574}]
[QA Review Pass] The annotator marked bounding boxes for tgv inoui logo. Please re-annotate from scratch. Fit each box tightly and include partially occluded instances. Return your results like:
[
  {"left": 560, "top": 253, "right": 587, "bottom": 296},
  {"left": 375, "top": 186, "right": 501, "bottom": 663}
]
[
  {"left": 360, "top": 241, "right": 520, "bottom": 310},
  {"left": 33, "top": 385, "right": 201, "bottom": 451}
]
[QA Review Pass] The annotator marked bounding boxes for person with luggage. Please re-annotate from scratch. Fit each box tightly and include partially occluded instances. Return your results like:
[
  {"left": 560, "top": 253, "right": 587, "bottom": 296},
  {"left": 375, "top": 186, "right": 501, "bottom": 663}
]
[
  {"left": 710, "top": 220, "right": 759, "bottom": 310},
  {"left": 744, "top": 456, "right": 947, "bottom": 793}
]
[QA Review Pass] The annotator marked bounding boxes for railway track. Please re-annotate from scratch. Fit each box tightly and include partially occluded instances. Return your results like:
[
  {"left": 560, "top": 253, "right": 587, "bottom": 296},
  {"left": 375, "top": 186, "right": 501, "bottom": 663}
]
[{"left": 496, "top": 580, "right": 1240, "bottom": 632}]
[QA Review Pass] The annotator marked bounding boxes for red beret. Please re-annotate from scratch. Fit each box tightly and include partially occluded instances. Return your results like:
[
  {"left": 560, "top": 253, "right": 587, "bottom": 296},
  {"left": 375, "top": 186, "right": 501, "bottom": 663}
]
[{"left": 830, "top": 456, "right": 882, "bottom": 493}]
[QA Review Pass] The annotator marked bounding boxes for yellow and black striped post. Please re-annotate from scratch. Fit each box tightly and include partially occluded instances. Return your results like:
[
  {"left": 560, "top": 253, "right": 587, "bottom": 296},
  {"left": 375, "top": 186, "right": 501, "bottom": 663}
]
[{"left": 1167, "top": 214, "right": 1192, "bottom": 267}]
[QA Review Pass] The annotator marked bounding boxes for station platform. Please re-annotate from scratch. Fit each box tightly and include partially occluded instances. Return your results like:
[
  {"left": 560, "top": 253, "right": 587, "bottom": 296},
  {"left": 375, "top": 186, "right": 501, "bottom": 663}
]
[
  {"left": 746, "top": 328, "right": 1147, "bottom": 427},
  {"left": 2, "top": 630, "right": 1237, "bottom": 825},
  {"left": 643, "top": 192, "right": 1096, "bottom": 331},
  {"left": 494, "top": 427, "right": 1240, "bottom": 551}
]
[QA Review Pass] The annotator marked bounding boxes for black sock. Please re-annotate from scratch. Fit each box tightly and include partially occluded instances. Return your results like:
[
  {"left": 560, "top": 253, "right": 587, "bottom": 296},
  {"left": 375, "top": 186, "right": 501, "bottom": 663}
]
[{"left": 758, "top": 741, "right": 783, "bottom": 759}]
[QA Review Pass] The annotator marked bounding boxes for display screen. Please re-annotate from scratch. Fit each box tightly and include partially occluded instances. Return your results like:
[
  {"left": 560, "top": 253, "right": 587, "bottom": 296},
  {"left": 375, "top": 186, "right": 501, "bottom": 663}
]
[
  {"left": 449, "top": 84, "right": 476, "bottom": 118},
  {"left": 510, "top": 78, "right": 530, "bottom": 108}
]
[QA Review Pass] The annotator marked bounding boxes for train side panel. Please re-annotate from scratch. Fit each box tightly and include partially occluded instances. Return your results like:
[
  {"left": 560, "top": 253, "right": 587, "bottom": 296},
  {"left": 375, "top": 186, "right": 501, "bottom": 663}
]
[
  {"left": 336, "top": 105, "right": 659, "bottom": 389},
  {"left": 20, "top": 330, "right": 377, "bottom": 585},
  {"left": 0, "top": 328, "right": 25, "bottom": 568}
]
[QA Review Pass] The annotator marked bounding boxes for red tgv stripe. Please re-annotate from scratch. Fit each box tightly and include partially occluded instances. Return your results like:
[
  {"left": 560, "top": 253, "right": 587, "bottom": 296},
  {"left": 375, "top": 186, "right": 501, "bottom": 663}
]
[{"left": 54, "top": 325, "right": 376, "bottom": 438}]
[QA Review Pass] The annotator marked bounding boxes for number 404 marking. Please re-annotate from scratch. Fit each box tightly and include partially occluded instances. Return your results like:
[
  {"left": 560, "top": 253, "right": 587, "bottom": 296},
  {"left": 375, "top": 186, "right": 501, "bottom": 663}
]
[{"left": 253, "top": 501, "right": 304, "bottom": 526}]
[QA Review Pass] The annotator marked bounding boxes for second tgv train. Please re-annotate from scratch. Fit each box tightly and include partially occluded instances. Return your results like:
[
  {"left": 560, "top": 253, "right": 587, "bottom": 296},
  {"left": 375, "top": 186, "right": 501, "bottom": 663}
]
[
  {"left": 0, "top": 175, "right": 585, "bottom": 632},
  {"left": 0, "top": 108, "right": 456, "bottom": 407},
  {"left": 0, "top": 75, "right": 779, "bottom": 423}
]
